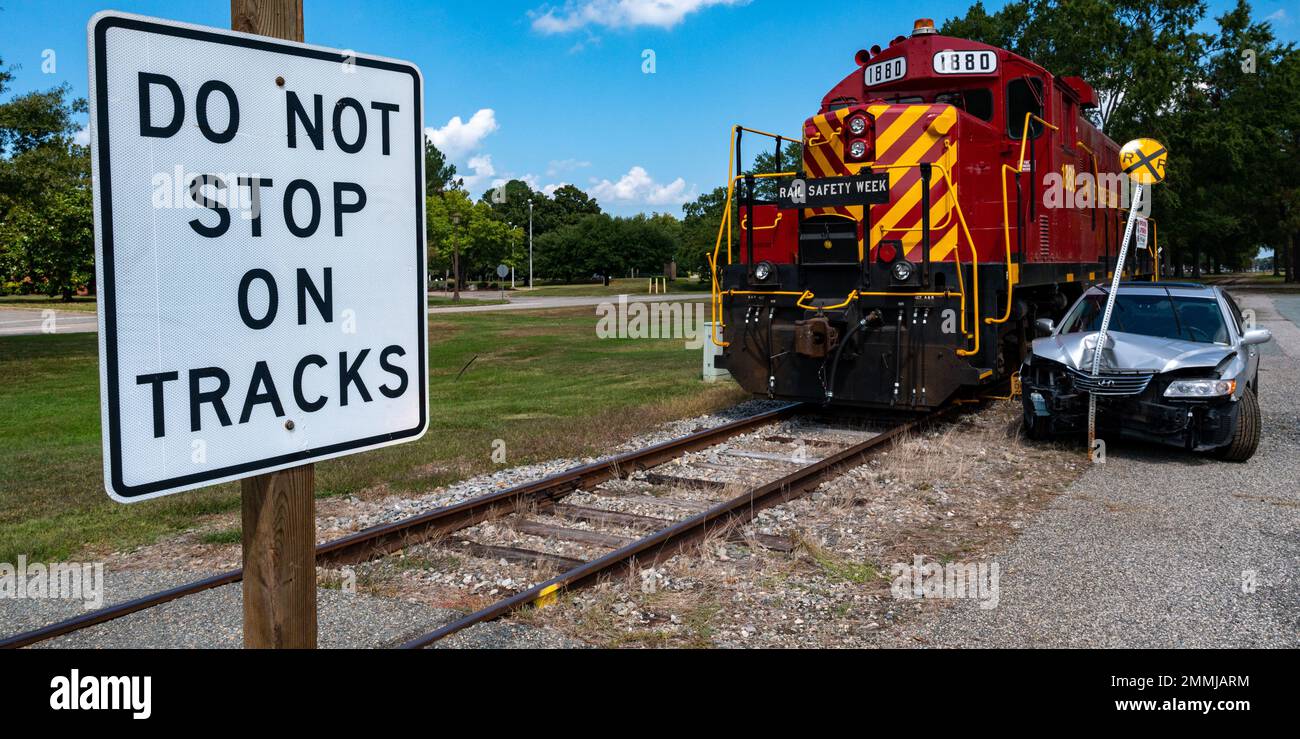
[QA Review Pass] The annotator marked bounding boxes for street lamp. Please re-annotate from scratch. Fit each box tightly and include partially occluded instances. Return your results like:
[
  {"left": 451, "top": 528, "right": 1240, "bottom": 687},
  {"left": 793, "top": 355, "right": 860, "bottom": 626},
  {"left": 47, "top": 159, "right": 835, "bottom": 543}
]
[
  {"left": 526, "top": 200, "right": 534, "bottom": 288},
  {"left": 450, "top": 211, "right": 461, "bottom": 303},
  {"left": 507, "top": 222, "right": 516, "bottom": 289}
]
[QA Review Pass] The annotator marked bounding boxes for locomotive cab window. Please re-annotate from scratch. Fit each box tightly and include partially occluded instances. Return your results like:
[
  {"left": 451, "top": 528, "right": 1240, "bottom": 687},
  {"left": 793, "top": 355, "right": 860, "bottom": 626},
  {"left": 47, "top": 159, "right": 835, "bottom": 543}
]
[
  {"left": 1007, "top": 77, "right": 1044, "bottom": 139},
  {"left": 935, "top": 89, "right": 994, "bottom": 122}
]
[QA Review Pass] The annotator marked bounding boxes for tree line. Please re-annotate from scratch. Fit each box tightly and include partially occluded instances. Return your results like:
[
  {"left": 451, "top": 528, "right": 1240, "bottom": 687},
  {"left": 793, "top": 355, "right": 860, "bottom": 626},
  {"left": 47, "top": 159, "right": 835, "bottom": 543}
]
[
  {"left": 423, "top": 155, "right": 684, "bottom": 288},
  {"left": 943, "top": 0, "right": 1300, "bottom": 279}
]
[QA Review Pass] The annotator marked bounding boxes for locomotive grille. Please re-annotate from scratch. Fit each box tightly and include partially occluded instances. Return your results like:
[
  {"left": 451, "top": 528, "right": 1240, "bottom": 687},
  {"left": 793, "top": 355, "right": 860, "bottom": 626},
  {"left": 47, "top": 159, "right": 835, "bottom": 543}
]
[
  {"left": 1038, "top": 214, "right": 1051, "bottom": 259},
  {"left": 1066, "top": 367, "right": 1154, "bottom": 396}
]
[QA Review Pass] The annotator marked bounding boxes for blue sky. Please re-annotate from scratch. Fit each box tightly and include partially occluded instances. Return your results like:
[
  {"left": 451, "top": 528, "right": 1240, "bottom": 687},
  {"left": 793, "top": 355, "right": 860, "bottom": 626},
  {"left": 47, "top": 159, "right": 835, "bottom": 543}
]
[{"left": 1, "top": 0, "right": 1295, "bottom": 216}]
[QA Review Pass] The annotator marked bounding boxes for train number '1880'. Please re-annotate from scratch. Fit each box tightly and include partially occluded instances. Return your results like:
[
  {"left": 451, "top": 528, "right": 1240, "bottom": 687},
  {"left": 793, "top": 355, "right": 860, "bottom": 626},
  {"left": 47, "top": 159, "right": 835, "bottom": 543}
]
[
  {"left": 865, "top": 56, "right": 907, "bottom": 87},
  {"left": 932, "top": 50, "right": 998, "bottom": 75}
]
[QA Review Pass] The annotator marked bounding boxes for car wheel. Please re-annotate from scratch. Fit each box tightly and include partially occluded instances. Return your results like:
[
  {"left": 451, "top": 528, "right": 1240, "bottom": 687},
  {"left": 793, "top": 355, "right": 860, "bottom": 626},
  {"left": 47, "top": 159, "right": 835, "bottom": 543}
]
[
  {"left": 1021, "top": 391, "right": 1051, "bottom": 441},
  {"left": 1214, "top": 387, "right": 1261, "bottom": 462}
]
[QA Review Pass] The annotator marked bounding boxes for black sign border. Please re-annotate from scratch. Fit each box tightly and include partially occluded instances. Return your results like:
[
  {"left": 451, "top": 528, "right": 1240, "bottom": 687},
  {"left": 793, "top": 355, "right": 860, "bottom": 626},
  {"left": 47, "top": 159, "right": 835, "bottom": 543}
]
[{"left": 92, "top": 14, "right": 428, "bottom": 499}]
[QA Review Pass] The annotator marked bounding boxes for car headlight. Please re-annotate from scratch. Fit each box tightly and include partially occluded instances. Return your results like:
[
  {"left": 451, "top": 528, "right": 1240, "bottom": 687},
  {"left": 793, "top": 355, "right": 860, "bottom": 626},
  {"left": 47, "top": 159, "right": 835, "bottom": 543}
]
[
  {"left": 753, "top": 261, "right": 773, "bottom": 281},
  {"left": 847, "top": 116, "right": 868, "bottom": 135},
  {"left": 891, "top": 260, "right": 914, "bottom": 282},
  {"left": 1163, "top": 379, "right": 1236, "bottom": 398},
  {"left": 848, "top": 140, "right": 868, "bottom": 159}
]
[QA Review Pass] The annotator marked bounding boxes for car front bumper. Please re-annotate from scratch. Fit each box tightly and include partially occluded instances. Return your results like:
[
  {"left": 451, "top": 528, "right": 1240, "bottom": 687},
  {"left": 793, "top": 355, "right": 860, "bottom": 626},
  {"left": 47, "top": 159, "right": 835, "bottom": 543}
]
[{"left": 1022, "top": 379, "right": 1241, "bottom": 452}]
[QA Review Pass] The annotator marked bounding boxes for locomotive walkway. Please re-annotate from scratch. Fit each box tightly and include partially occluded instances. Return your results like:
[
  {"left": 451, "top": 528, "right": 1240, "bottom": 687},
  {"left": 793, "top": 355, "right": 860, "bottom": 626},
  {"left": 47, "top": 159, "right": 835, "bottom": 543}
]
[{"left": 891, "top": 290, "right": 1300, "bottom": 648}]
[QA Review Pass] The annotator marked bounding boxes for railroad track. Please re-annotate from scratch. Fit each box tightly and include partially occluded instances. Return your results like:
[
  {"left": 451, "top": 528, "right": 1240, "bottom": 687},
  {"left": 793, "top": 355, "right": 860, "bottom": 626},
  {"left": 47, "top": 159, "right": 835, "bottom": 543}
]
[
  {"left": 400, "top": 404, "right": 953, "bottom": 647},
  {"left": 1, "top": 401, "right": 954, "bottom": 649}
]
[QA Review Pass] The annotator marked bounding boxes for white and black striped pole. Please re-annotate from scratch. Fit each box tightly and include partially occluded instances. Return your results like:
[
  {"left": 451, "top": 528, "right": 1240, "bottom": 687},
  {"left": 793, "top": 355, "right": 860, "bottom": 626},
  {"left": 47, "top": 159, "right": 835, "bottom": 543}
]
[{"left": 1088, "top": 137, "right": 1168, "bottom": 460}]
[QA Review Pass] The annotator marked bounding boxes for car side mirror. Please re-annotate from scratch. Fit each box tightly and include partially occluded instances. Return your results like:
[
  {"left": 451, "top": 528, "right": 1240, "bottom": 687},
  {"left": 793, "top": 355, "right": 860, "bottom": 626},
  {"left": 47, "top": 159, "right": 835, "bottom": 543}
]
[
  {"left": 1035, "top": 318, "right": 1055, "bottom": 335},
  {"left": 1241, "top": 328, "right": 1272, "bottom": 346}
]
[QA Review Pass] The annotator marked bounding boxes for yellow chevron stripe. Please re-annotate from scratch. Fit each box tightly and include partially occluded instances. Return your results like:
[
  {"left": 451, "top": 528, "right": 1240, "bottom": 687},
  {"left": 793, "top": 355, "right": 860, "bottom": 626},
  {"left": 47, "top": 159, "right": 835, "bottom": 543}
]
[
  {"left": 874, "top": 106, "right": 927, "bottom": 161},
  {"left": 871, "top": 173, "right": 923, "bottom": 246},
  {"left": 807, "top": 137, "right": 840, "bottom": 179},
  {"left": 930, "top": 224, "right": 960, "bottom": 261}
]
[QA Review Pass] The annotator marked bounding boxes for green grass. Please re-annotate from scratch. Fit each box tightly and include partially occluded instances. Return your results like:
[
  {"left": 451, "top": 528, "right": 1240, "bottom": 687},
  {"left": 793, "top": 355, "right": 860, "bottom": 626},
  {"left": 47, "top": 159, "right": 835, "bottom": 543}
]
[
  {"left": 0, "top": 307, "right": 744, "bottom": 563},
  {"left": 0, "top": 295, "right": 99, "bottom": 313},
  {"left": 199, "top": 528, "right": 242, "bottom": 545},
  {"left": 523, "top": 277, "right": 711, "bottom": 298}
]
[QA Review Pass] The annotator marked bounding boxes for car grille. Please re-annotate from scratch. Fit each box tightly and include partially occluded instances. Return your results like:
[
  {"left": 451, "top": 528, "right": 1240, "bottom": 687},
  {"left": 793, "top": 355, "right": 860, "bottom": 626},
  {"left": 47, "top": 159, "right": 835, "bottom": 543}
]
[{"left": 1066, "top": 367, "right": 1154, "bottom": 396}]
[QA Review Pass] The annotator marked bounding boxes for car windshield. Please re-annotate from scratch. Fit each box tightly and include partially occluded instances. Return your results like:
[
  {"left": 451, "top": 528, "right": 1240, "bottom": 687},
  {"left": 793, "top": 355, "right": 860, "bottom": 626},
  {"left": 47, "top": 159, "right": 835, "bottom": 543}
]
[{"left": 1060, "top": 292, "right": 1229, "bottom": 344}]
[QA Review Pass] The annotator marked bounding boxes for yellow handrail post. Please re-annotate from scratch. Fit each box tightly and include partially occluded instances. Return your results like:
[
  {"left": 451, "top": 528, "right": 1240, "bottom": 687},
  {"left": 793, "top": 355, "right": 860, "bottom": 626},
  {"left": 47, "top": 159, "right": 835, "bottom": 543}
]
[{"left": 988, "top": 112, "right": 1058, "bottom": 327}]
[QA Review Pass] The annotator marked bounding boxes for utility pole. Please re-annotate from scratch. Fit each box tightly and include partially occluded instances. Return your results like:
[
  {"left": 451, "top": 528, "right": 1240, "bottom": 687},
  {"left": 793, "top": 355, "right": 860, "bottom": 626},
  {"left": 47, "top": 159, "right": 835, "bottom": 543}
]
[
  {"left": 231, "top": 0, "right": 315, "bottom": 649},
  {"left": 451, "top": 211, "right": 461, "bottom": 302},
  {"left": 526, "top": 199, "right": 534, "bottom": 288}
]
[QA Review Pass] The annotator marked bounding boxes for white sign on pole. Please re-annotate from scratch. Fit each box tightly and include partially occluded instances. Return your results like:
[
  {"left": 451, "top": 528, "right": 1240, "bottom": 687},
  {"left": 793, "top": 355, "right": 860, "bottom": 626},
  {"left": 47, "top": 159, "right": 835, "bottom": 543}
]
[
  {"left": 1134, "top": 217, "right": 1149, "bottom": 252},
  {"left": 88, "top": 13, "right": 428, "bottom": 502}
]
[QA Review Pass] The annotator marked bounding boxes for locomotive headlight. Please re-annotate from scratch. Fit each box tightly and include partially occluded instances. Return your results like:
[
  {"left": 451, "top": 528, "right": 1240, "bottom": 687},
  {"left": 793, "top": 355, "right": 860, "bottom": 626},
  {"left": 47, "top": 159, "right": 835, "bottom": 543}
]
[
  {"left": 847, "top": 116, "right": 868, "bottom": 135},
  {"left": 891, "top": 260, "right": 914, "bottom": 282},
  {"left": 754, "top": 261, "right": 774, "bottom": 281},
  {"left": 848, "top": 139, "right": 868, "bottom": 159}
]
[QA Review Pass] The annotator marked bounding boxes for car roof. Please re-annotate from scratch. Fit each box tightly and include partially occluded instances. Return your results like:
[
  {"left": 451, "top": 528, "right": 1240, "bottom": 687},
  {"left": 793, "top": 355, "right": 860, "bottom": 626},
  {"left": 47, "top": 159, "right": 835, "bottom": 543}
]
[{"left": 1084, "top": 282, "right": 1219, "bottom": 299}]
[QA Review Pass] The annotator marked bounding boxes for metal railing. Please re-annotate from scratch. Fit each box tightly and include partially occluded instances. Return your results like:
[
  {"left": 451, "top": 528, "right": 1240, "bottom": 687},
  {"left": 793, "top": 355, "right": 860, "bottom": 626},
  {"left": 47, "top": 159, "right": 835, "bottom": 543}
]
[{"left": 709, "top": 123, "right": 982, "bottom": 357}]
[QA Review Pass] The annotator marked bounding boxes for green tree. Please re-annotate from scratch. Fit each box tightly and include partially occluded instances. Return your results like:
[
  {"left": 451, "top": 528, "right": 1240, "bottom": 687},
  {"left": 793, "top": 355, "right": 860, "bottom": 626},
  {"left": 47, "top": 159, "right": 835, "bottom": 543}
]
[
  {"left": 679, "top": 186, "right": 735, "bottom": 281},
  {"left": 0, "top": 75, "right": 92, "bottom": 300},
  {"left": 424, "top": 139, "right": 459, "bottom": 194}
]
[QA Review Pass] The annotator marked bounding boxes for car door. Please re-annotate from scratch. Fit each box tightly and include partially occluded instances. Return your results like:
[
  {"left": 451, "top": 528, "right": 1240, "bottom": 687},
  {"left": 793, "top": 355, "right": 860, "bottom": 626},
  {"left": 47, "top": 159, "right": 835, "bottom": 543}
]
[{"left": 1222, "top": 291, "right": 1259, "bottom": 386}]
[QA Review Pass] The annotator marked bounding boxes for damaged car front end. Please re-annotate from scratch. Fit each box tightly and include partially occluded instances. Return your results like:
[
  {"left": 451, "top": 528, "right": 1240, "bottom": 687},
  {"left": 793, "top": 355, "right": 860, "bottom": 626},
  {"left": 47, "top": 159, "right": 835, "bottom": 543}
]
[{"left": 1020, "top": 283, "right": 1271, "bottom": 460}]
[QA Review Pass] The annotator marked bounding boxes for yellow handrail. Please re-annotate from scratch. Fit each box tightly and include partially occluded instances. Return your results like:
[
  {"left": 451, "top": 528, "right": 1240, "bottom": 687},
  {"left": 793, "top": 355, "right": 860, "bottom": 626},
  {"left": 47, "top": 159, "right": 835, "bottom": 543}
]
[
  {"left": 709, "top": 123, "right": 983, "bottom": 358},
  {"left": 939, "top": 164, "right": 982, "bottom": 356},
  {"left": 989, "top": 112, "right": 1059, "bottom": 326},
  {"left": 741, "top": 213, "right": 783, "bottom": 231},
  {"left": 796, "top": 290, "right": 858, "bottom": 311}
]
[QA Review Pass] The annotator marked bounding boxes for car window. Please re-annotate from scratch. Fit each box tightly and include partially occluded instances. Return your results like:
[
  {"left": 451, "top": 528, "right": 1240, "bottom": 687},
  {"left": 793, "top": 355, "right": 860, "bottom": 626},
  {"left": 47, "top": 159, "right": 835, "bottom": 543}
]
[
  {"left": 1223, "top": 292, "right": 1245, "bottom": 334},
  {"left": 1061, "top": 293, "right": 1229, "bottom": 344}
]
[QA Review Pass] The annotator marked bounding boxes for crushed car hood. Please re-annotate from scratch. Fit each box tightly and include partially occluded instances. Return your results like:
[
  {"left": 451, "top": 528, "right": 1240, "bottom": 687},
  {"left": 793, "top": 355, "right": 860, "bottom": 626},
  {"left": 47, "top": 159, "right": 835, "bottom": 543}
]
[{"left": 1031, "top": 330, "right": 1234, "bottom": 373}]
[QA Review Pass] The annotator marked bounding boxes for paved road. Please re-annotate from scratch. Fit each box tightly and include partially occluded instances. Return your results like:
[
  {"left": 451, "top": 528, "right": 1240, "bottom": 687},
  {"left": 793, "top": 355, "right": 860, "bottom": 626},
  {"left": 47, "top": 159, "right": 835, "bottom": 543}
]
[
  {"left": 0, "top": 308, "right": 97, "bottom": 337},
  {"left": 0, "top": 293, "right": 709, "bottom": 336},
  {"left": 893, "top": 290, "right": 1300, "bottom": 648},
  {"left": 427, "top": 291, "right": 707, "bottom": 314}
]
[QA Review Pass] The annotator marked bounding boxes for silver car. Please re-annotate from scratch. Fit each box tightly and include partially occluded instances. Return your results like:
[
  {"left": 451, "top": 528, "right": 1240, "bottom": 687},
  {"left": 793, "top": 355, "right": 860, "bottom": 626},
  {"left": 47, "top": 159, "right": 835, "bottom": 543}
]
[{"left": 1020, "top": 282, "right": 1272, "bottom": 461}]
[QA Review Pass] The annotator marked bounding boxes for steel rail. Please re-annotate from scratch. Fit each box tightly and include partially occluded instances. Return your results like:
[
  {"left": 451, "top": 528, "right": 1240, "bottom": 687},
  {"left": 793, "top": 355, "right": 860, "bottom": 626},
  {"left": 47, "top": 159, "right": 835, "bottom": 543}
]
[
  {"left": 0, "top": 403, "right": 801, "bottom": 649},
  {"left": 402, "top": 404, "right": 958, "bottom": 648}
]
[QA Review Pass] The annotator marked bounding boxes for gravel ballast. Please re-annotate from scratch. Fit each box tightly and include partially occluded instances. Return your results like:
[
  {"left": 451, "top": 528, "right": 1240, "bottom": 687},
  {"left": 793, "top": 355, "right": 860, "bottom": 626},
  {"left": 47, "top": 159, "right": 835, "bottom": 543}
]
[{"left": 889, "top": 291, "right": 1300, "bottom": 648}]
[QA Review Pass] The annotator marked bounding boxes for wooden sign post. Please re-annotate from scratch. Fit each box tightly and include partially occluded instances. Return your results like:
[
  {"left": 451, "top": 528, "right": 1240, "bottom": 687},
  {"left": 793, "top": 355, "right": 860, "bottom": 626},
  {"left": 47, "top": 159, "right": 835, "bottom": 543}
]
[{"left": 232, "top": 0, "right": 315, "bottom": 650}]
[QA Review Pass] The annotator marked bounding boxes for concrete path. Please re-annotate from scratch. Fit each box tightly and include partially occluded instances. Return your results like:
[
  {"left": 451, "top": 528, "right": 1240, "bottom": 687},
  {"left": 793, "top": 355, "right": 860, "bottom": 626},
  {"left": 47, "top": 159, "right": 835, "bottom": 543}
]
[
  {"left": 893, "top": 290, "right": 1300, "bottom": 648},
  {"left": 0, "top": 293, "right": 710, "bottom": 336},
  {"left": 427, "top": 292, "right": 707, "bottom": 314},
  {"left": 0, "top": 308, "right": 97, "bottom": 337}
]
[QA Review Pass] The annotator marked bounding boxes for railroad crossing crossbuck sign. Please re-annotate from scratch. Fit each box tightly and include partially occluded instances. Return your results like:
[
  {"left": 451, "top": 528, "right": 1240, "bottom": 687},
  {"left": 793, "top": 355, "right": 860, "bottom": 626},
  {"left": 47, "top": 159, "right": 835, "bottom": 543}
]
[
  {"left": 89, "top": 13, "right": 428, "bottom": 502},
  {"left": 1119, "top": 137, "right": 1167, "bottom": 185}
]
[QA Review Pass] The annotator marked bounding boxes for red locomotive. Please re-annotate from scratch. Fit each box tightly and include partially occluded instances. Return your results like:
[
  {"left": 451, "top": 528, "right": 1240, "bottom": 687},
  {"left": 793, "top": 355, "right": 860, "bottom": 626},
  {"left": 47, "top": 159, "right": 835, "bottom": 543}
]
[{"left": 710, "top": 18, "right": 1157, "bottom": 408}]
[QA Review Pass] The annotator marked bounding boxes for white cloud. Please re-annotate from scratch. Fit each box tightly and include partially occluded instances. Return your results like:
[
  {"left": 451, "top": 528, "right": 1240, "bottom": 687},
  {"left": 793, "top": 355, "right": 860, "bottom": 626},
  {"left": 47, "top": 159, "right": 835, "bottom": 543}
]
[
  {"left": 460, "top": 154, "right": 497, "bottom": 190},
  {"left": 547, "top": 158, "right": 592, "bottom": 176},
  {"left": 589, "top": 166, "right": 694, "bottom": 206},
  {"left": 424, "top": 109, "right": 498, "bottom": 158},
  {"left": 74, "top": 128, "right": 90, "bottom": 146},
  {"left": 531, "top": 0, "right": 749, "bottom": 34},
  {"left": 1266, "top": 9, "right": 1289, "bottom": 24},
  {"left": 542, "top": 182, "right": 571, "bottom": 196}
]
